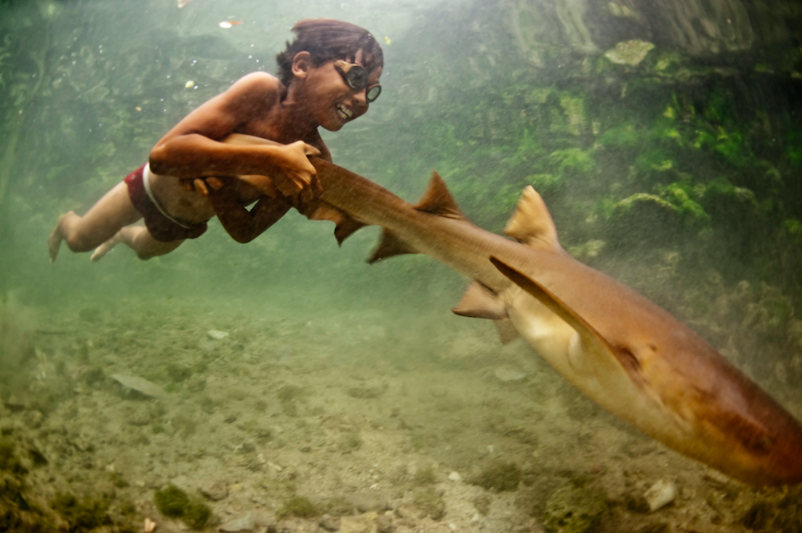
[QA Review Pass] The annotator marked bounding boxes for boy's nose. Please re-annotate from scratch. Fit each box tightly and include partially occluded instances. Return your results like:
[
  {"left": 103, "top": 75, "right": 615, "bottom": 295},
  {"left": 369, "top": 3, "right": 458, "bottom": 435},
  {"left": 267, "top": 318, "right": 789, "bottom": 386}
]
[{"left": 352, "top": 89, "right": 368, "bottom": 106}]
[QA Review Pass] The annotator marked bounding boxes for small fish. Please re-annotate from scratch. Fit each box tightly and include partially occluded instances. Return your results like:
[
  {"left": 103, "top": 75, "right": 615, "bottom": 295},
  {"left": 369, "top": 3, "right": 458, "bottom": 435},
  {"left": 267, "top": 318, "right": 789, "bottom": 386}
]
[
  {"left": 384, "top": 36, "right": 391, "bottom": 45},
  {"left": 219, "top": 20, "right": 243, "bottom": 29},
  {"left": 177, "top": 0, "right": 194, "bottom": 7}
]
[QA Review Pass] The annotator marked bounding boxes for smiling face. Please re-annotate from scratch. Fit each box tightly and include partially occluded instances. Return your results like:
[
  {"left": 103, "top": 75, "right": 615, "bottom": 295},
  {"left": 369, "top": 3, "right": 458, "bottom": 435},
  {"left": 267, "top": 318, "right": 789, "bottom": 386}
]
[{"left": 291, "top": 50, "right": 382, "bottom": 132}]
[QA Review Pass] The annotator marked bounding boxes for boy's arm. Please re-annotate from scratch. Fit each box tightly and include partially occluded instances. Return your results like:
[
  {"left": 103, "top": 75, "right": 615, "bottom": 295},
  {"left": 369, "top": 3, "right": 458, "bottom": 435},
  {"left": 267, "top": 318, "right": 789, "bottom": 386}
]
[
  {"left": 205, "top": 182, "right": 292, "bottom": 244},
  {"left": 148, "top": 73, "right": 319, "bottom": 200}
]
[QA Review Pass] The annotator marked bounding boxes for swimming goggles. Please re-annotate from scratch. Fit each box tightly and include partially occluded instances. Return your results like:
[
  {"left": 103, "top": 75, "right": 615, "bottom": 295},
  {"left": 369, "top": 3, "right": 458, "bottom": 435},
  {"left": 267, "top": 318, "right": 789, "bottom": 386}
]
[{"left": 334, "top": 60, "right": 381, "bottom": 103}]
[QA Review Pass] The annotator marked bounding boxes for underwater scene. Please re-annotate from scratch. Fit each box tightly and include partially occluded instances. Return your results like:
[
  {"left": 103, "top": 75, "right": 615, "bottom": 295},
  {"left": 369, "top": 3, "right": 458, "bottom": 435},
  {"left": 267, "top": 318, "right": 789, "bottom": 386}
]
[{"left": 1, "top": 0, "right": 802, "bottom": 531}]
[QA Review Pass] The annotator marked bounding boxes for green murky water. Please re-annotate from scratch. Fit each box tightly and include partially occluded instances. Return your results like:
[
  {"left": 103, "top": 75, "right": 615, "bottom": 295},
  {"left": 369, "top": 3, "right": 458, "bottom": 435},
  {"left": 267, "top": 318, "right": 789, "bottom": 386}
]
[{"left": 1, "top": 0, "right": 801, "bottom": 531}]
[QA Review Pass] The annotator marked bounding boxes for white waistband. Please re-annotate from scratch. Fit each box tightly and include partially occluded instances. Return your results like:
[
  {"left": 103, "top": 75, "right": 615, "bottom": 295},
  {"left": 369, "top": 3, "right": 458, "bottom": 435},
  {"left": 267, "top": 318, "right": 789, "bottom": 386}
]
[{"left": 142, "top": 164, "right": 197, "bottom": 229}]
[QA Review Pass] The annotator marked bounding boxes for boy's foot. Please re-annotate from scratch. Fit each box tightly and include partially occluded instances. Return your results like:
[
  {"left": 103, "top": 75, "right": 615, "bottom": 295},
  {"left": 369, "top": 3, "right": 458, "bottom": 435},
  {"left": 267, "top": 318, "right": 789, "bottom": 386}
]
[
  {"left": 90, "top": 233, "right": 122, "bottom": 262},
  {"left": 48, "top": 214, "right": 68, "bottom": 263}
]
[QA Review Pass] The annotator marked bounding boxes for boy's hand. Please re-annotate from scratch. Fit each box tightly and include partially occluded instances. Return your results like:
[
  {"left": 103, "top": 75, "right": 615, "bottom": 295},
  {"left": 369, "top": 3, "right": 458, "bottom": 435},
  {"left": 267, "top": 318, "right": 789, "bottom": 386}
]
[
  {"left": 272, "top": 141, "right": 322, "bottom": 203},
  {"left": 182, "top": 177, "right": 224, "bottom": 196}
]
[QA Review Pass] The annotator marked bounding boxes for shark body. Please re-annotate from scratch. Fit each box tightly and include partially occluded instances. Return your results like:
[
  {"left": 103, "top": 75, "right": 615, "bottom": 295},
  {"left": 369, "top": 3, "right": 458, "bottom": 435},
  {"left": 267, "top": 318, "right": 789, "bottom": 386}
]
[{"left": 304, "top": 157, "right": 802, "bottom": 486}]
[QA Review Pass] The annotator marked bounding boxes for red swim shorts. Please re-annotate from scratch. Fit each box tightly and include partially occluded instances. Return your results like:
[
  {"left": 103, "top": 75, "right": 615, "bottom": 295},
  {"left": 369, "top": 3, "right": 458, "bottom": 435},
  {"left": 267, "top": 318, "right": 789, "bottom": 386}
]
[{"left": 124, "top": 165, "right": 208, "bottom": 242}]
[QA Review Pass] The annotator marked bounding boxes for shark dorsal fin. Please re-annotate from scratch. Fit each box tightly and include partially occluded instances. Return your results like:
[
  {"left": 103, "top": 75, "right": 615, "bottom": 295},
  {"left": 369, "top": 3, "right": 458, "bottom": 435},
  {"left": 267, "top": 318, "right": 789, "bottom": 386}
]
[
  {"left": 452, "top": 281, "right": 508, "bottom": 320},
  {"left": 503, "top": 186, "right": 560, "bottom": 251},
  {"left": 414, "top": 171, "right": 464, "bottom": 219},
  {"left": 367, "top": 229, "right": 417, "bottom": 264}
]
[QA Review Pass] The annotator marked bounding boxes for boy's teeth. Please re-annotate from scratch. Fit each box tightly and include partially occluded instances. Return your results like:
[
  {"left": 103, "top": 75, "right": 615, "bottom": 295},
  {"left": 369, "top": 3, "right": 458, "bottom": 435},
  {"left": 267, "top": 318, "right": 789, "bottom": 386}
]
[{"left": 336, "top": 104, "right": 353, "bottom": 119}]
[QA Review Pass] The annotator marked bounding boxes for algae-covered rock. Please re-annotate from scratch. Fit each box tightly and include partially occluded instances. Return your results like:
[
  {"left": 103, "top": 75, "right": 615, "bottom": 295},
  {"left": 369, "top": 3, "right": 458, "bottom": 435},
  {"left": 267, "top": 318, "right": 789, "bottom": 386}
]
[
  {"left": 413, "top": 487, "right": 445, "bottom": 520},
  {"left": 604, "top": 40, "right": 655, "bottom": 66},
  {"left": 544, "top": 484, "right": 607, "bottom": 533},
  {"left": 51, "top": 493, "right": 112, "bottom": 532},
  {"left": 154, "top": 484, "right": 212, "bottom": 530}
]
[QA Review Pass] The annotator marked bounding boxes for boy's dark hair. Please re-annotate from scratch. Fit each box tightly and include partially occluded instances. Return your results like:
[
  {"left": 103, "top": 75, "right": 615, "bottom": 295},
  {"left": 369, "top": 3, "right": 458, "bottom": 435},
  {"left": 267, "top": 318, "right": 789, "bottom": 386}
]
[{"left": 276, "top": 19, "right": 384, "bottom": 86}]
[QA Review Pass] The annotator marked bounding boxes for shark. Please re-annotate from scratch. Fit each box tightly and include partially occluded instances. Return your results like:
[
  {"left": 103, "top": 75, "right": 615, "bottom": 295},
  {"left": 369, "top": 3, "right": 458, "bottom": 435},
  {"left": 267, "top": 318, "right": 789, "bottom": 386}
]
[
  {"left": 297, "top": 156, "right": 802, "bottom": 487},
  {"left": 223, "top": 135, "right": 802, "bottom": 486}
]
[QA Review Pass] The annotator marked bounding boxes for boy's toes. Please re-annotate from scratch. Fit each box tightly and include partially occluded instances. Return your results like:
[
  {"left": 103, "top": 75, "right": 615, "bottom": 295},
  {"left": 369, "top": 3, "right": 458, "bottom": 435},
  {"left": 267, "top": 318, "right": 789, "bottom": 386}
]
[{"left": 48, "top": 225, "right": 63, "bottom": 263}]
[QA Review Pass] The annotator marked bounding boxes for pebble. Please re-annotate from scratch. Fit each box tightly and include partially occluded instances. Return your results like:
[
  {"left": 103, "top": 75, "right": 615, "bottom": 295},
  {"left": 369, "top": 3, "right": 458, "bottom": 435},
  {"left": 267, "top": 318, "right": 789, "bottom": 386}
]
[
  {"left": 219, "top": 512, "right": 255, "bottom": 532},
  {"left": 200, "top": 480, "right": 228, "bottom": 501},
  {"left": 644, "top": 479, "right": 677, "bottom": 512},
  {"left": 319, "top": 515, "right": 340, "bottom": 531},
  {"left": 448, "top": 471, "right": 462, "bottom": 482},
  {"left": 351, "top": 494, "right": 389, "bottom": 513},
  {"left": 493, "top": 365, "right": 527, "bottom": 383},
  {"left": 110, "top": 374, "right": 165, "bottom": 398},
  {"left": 376, "top": 513, "right": 395, "bottom": 533},
  {"left": 207, "top": 330, "right": 230, "bottom": 340}
]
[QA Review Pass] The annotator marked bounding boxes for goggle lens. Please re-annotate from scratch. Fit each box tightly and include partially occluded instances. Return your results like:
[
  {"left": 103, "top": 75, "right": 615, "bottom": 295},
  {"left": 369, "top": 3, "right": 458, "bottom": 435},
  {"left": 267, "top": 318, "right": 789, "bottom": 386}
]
[
  {"left": 335, "top": 60, "right": 381, "bottom": 103},
  {"left": 366, "top": 85, "right": 381, "bottom": 103}
]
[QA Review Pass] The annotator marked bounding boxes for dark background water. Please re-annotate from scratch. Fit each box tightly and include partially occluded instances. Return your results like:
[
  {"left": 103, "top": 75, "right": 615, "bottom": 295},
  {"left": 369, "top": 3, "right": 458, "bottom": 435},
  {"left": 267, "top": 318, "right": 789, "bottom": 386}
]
[{"left": 1, "top": 0, "right": 801, "bottom": 381}]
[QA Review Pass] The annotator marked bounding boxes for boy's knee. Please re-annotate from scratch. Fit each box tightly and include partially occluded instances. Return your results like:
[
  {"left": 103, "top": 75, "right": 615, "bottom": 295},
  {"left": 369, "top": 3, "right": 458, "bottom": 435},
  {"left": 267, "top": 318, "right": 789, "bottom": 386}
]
[{"left": 64, "top": 233, "right": 96, "bottom": 253}]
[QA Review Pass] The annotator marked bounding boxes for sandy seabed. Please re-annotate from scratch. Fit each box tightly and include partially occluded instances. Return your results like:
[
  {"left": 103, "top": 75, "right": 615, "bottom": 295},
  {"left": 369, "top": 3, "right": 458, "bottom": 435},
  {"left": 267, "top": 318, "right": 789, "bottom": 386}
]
[{"left": 1, "top": 294, "right": 801, "bottom": 533}]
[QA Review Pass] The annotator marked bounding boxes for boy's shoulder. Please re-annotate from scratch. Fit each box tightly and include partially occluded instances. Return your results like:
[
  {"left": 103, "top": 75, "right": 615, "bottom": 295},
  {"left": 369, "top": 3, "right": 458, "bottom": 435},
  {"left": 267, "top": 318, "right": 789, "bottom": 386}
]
[
  {"left": 224, "top": 72, "right": 283, "bottom": 109},
  {"left": 234, "top": 71, "right": 282, "bottom": 92}
]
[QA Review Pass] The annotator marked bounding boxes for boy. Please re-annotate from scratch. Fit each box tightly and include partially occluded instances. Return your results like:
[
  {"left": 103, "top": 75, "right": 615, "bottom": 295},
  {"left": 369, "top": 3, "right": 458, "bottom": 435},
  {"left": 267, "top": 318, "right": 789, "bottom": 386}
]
[{"left": 48, "top": 19, "right": 383, "bottom": 262}]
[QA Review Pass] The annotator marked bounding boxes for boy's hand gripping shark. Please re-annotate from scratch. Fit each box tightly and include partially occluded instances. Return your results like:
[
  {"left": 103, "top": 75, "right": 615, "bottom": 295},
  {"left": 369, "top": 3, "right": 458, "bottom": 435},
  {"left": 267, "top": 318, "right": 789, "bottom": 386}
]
[{"left": 229, "top": 134, "right": 802, "bottom": 486}]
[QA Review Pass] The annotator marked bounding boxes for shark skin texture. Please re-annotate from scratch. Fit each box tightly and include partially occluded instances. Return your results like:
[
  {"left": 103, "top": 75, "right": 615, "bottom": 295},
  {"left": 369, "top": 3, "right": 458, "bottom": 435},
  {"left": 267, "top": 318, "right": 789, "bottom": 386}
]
[{"left": 299, "top": 157, "right": 802, "bottom": 487}]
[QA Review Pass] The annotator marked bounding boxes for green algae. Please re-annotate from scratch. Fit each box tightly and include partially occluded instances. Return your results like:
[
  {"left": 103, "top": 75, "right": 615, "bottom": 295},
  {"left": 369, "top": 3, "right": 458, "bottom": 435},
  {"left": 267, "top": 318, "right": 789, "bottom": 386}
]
[
  {"left": 154, "top": 484, "right": 212, "bottom": 530},
  {"left": 471, "top": 460, "right": 522, "bottom": 492},
  {"left": 51, "top": 493, "right": 111, "bottom": 532},
  {"left": 543, "top": 484, "right": 607, "bottom": 533},
  {"left": 278, "top": 495, "right": 319, "bottom": 519}
]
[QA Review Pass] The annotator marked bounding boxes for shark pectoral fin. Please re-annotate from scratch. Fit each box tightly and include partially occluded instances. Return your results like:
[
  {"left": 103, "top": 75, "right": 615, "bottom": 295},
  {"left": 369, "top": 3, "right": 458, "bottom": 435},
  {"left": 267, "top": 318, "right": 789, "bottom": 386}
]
[
  {"left": 414, "top": 171, "right": 465, "bottom": 219},
  {"left": 452, "top": 281, "right": 508, "bottom": 320},
  {"left": 490, "top": 256, "right": 627, "bottom": 372},
  {"left": 503, "top": 186, "right": 560, "bottom": 251},
  {"left": 367, "top": 229, "right": 417, "bottom": 264},
  {"left": 495, "top": 318, "right": 521, "bottom": 345}
]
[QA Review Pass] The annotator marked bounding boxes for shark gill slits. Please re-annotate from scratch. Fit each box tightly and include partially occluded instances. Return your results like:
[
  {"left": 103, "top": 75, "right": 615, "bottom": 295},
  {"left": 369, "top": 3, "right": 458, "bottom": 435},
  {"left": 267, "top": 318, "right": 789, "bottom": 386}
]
[{"left": 616, "top": 346, "right": 641, "bottom": 372}]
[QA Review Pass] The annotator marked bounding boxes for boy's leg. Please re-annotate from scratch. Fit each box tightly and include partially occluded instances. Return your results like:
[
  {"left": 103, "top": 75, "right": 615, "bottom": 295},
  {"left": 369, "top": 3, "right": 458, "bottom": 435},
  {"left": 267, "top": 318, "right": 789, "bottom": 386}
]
[
  {"left": 90, "top": 227, "right": 183, "bottom": 262},
  {"left": 49, "top": 182, "right": 141, "bottom": 262}
]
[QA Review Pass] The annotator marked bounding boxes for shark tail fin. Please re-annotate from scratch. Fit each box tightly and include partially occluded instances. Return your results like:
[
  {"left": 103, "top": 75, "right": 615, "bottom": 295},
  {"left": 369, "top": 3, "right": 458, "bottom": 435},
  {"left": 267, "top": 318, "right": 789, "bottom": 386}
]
[
  {"left": 504, "top": 186, "right": 560, "bottom": 251},
  {"left": 414, "top": 171, "right": 465, "bottom": 219}
]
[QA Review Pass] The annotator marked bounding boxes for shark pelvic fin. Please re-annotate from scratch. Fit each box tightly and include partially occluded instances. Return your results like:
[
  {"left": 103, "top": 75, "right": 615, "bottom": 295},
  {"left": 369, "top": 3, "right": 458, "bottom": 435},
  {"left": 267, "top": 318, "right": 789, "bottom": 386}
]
[
  {"left": 452, "top": 281, "right": 508, "bottom": 320},
  {"left": 334, "top": 217, "right": 367, "bottom": 246},
  {"left": 504, "top": 186, "right": 560, "bottom": 251},
  {"left": 490, "top": 256, "right": 623, "bottom": 367},
  {"left": 495, "top": 318, "right": 521, "bottom": 345},
  {"left": 414, "top": 171, "right": 465, "bottom": 219},
  {"left": 367, "top": 230, "right": 417, "bottom": 263},
  {"left": 301, "top": 201, "right": 366, "bottom": 245}
]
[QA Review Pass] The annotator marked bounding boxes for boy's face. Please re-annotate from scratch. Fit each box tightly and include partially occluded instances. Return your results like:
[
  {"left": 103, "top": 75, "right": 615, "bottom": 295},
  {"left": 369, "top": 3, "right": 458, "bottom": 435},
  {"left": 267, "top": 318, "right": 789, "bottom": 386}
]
[{"left": 296, "top": 50, "right": 382, "bottom": 132}]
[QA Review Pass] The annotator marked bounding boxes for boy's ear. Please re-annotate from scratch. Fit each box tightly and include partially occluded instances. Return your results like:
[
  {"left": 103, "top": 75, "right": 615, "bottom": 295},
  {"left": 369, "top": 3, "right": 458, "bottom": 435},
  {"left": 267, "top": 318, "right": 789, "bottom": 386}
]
[{"left": 291, "top": 51, "right": 312, "bottom": 79}]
